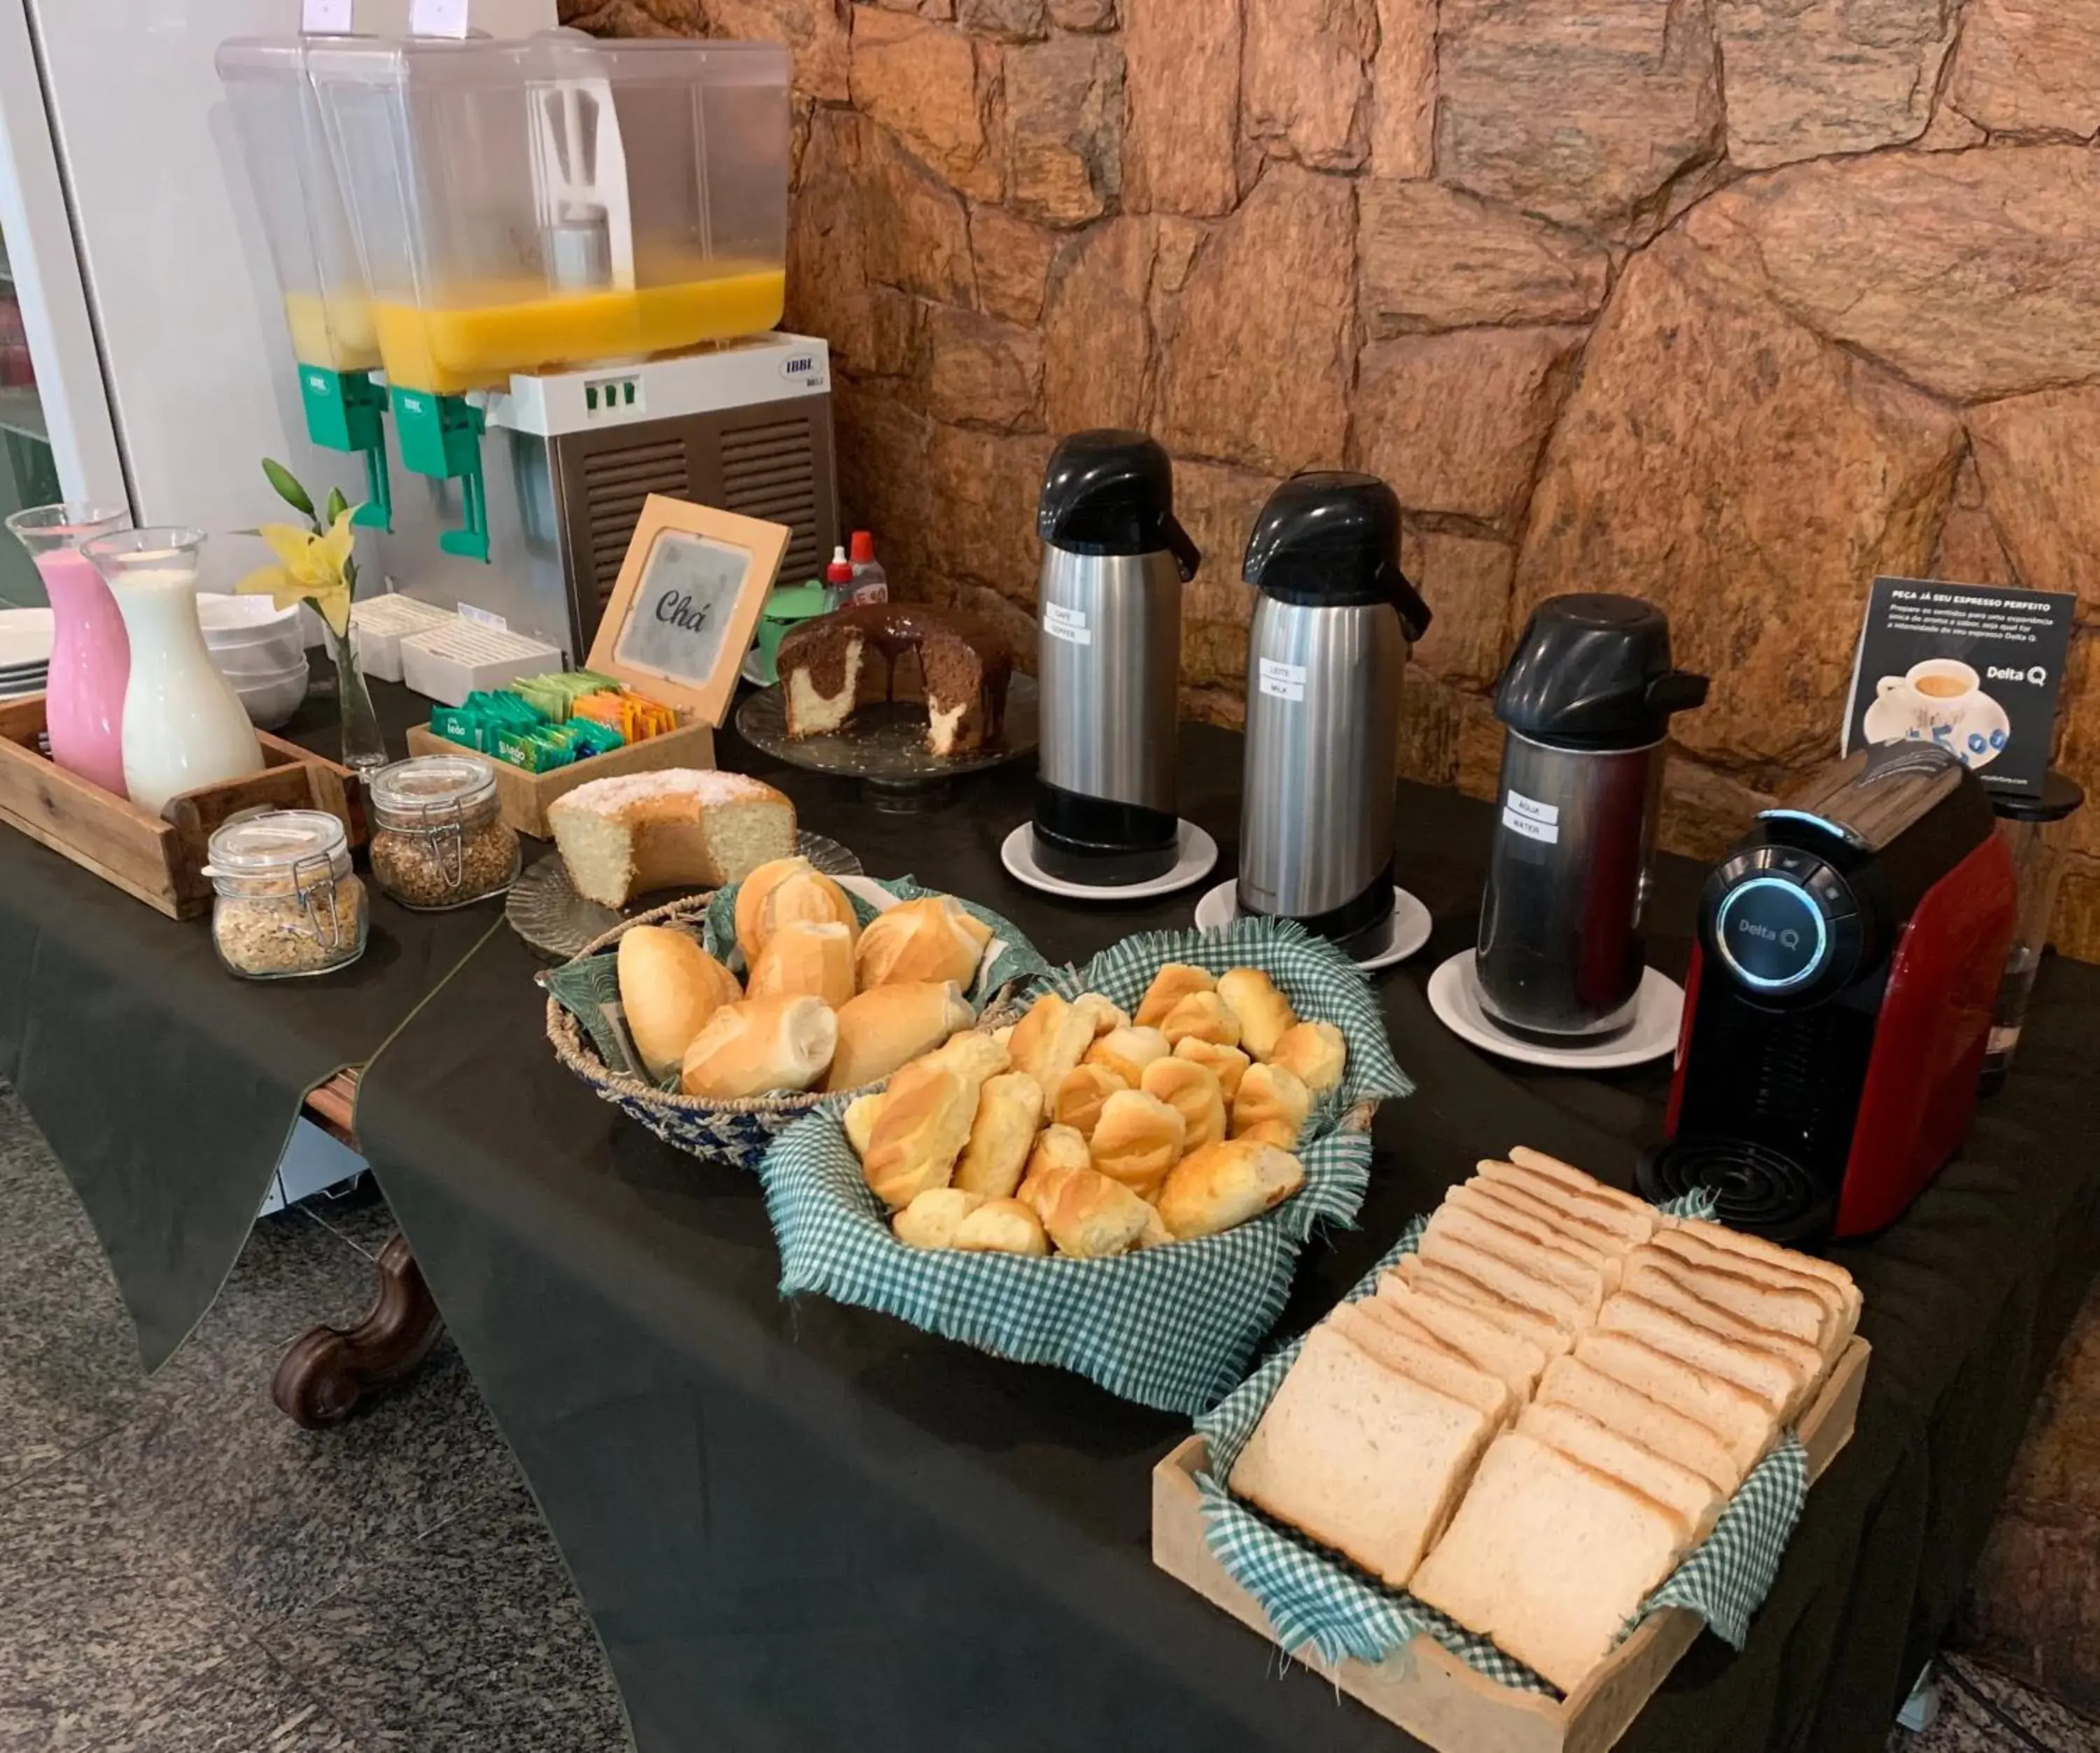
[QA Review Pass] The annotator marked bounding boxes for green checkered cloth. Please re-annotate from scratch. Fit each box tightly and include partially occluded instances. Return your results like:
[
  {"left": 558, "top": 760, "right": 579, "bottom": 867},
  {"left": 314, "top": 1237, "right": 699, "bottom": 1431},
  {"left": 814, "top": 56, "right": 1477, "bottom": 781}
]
[
  {"left": 1192, "top": 1192, "right": 1810, "bottom": 1694},
  {"left": 544, "top": 876, "right": 1051, "bottom": 1089},
  {"left": 758, "top": 915, "right": 1413, "bottom": 1414}
]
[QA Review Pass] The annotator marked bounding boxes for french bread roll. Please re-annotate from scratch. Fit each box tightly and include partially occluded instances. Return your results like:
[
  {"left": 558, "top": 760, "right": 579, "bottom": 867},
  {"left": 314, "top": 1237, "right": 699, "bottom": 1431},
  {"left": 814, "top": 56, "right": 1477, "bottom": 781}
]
[
  {"left": 746, "top": 919, "right": 855, "bottom": 1010},
  {"left": 759, "top": 867, "right": 857, "bottom": 957},
  {"left": 616, "top": 925, "right": 742, "bottom": 1082},
  {"left": 1268, "top": 1020, "right": 1346, "bottom": 1094},
  {"left": 1217, "top": 966, "right": 1297, "bottom": 1061},
  {"left": 1083, "top": 1025, "right": 1172, "bottom": 1086},
  {"left": 1007, "top": 991, "right": 1093, "bottom": 1108},
  {"left": 1054, "top": 1061, "right": 1128, "bottom": 1139},
  {"left": 1174, "top": 1036, "right": 1251, "bottom": 1104},
  {"left": 951, "top": 1072, "right": 1044, "bottom": 1199},
  {"left": 920, "top": 1028, "right": 1011, "bottom": 1085},
  {"left": 1231, "top": 1061, "right": 1310, "bottom": 1148},
  {"left": 732, "top": 855, "right": 811, "bottom": 965},
  {"left": 1016, "top": 1159, "right": 1157, "bottom": 1258},
  {"left": 1135, "top": 963, "right": 1216, "bottom": 1029},
  {"left": 955, "top": 1196, "right": 1049, "bottom": 1256},
  {"left": 825, "top": 981, "right": 974, "bottom": 1091},
  {"left": 1140, "top": 1056, "right": 1226, "bottom": 1153},
  {"left": 862, "top": 1061, "right": 979, "bottom": 1209},
  {"left": 843, "top": 1091, "right": 885, "bottom": 1159},
  {"left": 1154, "top": 1137, "right": 1306, "bottom": 1238},
  {"left": 893, "top": 1186, "right": 985, "bottom": 1249},
  {"left": 1087, "top": 1089, "right": 1187, "bottom": 1197},
  {"left": 1158, "top": 991, "right": 1242, "bottom": 1049},
  {"left": 1023, "top": 1123, "right": 1092, "bottom": 1182},
  {"left": 854, "top": 895, "right": 992, "bottom": 991},
  {"left": 678, "top": 994, "right": 838, "bottom": 1100}
]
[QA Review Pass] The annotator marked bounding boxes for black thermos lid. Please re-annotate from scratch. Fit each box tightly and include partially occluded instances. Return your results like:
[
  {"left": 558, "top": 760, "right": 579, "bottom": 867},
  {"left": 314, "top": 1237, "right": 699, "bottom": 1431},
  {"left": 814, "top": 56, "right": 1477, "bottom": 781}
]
[
  {"left": 1494, "top": 594, "right": 1709, "bottom": 749},
  {"left": 1036, "top": 430, "right": 1200, "bottom": 580},
  {"left": 1240, "top": 471, "right": 1432, "bottom": 639},
  {"left": 1991, "top": 769, "right": 2085, "bottom": 823}
]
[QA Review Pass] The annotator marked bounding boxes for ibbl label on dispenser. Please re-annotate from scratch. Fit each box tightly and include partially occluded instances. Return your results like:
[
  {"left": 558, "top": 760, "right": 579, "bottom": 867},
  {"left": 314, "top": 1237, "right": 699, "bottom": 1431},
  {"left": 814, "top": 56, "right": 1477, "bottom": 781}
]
[
  {"left": 1258, "top": 659, "right": 1306, "bottom": 703},
  {"left": 1044, "top": 603, "right": 1091, "bottom": 646},
  {"left": 1502, "top": 788, "right": 1560, "bottom": 844}
]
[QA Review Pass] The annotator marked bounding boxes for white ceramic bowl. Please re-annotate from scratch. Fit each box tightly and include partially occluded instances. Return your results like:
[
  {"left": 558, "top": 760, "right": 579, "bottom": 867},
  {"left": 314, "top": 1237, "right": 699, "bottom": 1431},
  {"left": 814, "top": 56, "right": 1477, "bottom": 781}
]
[
  {"left": 234, "top": 660, "right": 309, "bottom": 730},
  {"left": 197, "top": 592, "right": 304, "bottom": 648},
  {"left": 209, "top": 637, "right": 307, "bottom": 680}
]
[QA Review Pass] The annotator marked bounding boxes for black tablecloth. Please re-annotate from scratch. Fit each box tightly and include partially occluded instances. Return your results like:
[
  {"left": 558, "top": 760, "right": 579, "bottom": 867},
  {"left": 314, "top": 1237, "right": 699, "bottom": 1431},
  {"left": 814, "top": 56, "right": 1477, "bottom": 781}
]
[
  {"left": 351, "top": 722, "right": 2100, "bottom": 1753},
  {"left": 0, "top": 671, "right": 503, "bottom": 1368}
]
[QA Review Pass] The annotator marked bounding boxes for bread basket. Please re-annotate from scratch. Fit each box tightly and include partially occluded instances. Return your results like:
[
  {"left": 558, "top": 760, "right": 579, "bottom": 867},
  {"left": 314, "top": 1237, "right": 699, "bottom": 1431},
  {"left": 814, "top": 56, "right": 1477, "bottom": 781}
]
[
  {"left": 758, "top": 916, "right": 1414, "bottom": 1413},
  {"left": 545, "top": 879, "right": 1049, "bottom": 1172}
]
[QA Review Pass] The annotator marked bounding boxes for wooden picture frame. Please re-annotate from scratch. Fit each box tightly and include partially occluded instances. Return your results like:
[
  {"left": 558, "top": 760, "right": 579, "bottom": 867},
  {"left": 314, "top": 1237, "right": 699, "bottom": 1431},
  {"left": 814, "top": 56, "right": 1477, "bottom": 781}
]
[{"left": 583, "top": 494, "right": 792, "bottom": 727}]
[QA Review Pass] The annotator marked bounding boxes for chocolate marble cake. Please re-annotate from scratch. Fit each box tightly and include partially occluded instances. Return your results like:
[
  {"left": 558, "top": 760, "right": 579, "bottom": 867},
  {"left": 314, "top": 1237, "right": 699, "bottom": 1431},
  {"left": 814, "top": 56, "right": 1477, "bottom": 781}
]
[{"left": 777, "top": 603, "right": 1014, "bottom": 757}]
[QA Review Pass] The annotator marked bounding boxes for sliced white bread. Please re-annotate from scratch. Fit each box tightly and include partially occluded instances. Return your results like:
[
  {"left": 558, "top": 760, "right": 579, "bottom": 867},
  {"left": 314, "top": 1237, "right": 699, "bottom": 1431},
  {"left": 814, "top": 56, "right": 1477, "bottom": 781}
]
[
  {"left": 1465, "top": 1175, "right": 1632, "bottom": 1262},
  {"left": 1535, "top": 1355, "right": 1742, "bottom": 1494},
  {"left": 1394, "top": 1255, "right": 1575, "bottom": 1356},
  {"left": 1667, "top": 1217, "right": 1862, "bottom": 1327},
  {"left": 1478, "top": 1158, "right": 1656, "bottom": 1246},
  {"left": 1448, "top": 1182, "right": 1620, "bottom": 1284},
  {"left": 1574, "top": 1330, "right": 1776, "bottom": 1475},
  {"left": 1418, "top": 1229, "right": 1592, "bottom": 1330},
  {"left": 1376, "top": 1278, "right": 1548, "bottom": 1400},
  {"left": 1229, "top": 1325, "right": 1492, "bottom": 1588},
  {"left": 1354, "top": 1294, "right": 1477, "bottom": 1368},
  {"left": 1508, "top": 1147, "right": 1658, "bottom": 1220},
  {"left": 1518, "top": 1402, "right": 1724, "bottom": 1544},
  {"left": 1624, "top": 1248, "right": 1833, "bottom": 1358},
  {"left": 1331, "top": 1303, "right": 1513, "bottom": 1428},
  {"left": 1618, "top": 1266, "right": 1828, "bottom": 1404},
  {"left": 1646, "top": 1227, "right": 1856, "bottom": 1359},
  {"left": 1425, "top": 1202, "right": 1609, "bottom": 1308},
  {"left": 1410, "top": 1430, "right": 1693, "bottom": 1694},
  {"left": 1596, "top": 1294, "right": 1802, "bottom": 1420}
]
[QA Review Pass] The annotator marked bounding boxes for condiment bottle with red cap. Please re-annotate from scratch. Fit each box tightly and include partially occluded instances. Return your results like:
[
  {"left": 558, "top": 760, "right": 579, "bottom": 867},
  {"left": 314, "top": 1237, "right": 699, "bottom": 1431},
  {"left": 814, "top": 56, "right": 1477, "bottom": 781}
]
[{"left": 846, "top": 530, "right": 888, "bottom": 606}]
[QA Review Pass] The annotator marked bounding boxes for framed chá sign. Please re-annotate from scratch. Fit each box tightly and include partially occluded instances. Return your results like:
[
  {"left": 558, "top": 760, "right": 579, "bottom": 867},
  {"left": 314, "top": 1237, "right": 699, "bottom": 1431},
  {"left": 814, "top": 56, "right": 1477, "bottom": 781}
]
[{"left": 585, "top": 494, "right": 792, "bottom": 725}]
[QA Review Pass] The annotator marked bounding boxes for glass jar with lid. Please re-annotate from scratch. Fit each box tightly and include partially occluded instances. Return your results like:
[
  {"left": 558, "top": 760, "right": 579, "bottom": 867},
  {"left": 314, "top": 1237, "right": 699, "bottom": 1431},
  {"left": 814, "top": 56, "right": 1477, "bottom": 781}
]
[
  {"left": 368, "top": 753, "right": 520, "bottom": 909},
  {"left": 206, "top": 809, "right": 368, "bottom": 979}
]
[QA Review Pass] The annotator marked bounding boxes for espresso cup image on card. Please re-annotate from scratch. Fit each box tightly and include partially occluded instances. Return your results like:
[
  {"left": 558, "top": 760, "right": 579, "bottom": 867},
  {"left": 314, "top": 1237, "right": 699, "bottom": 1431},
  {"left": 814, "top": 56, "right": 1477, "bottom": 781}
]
[{"left": 1864, "top": 659, "right": 2010, "bottom": 769}]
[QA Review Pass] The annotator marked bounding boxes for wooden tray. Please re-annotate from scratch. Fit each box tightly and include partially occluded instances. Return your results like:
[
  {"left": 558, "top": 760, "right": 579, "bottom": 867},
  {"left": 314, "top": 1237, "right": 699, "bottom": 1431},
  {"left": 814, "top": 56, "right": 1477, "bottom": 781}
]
[
  {"left": 405, "top": 718, "right": 716, "bottom": 840},
  {"left": 1152, "top": 1334, "right": 1870, "bottom": 1753},
  {"left": 0, "top": 693, "right": 360, "bottom": 921}
]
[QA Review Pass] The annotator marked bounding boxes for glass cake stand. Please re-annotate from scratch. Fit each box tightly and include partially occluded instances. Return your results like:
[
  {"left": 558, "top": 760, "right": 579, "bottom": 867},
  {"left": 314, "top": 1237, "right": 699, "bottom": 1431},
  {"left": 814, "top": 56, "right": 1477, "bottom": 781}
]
[{"left": 733, "top": 674, "right": 1040, "bottom": 813}]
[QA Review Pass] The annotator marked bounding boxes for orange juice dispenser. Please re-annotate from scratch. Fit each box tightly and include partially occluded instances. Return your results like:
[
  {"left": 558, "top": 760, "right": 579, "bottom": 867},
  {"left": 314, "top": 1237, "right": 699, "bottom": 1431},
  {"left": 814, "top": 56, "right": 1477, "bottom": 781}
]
[
  {"left": 216, "top": 39, "right": 394, "bottom": 531},
  {"left": 309, "top": 32, "right": 792, "bottom": 564}
]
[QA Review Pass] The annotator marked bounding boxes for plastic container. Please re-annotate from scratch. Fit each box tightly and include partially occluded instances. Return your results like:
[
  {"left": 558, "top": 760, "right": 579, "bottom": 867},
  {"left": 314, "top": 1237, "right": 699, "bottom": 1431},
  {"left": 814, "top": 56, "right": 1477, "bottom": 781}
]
[
  {"left": 311, "top": 33, "right": 790, "bottom": 394},
  {"left": 846, "top": 530, "right": 888, "bottom": 608},
  {"left": 1982, "top": 772, "right": 2085, "bottom": 1092},
  {"left": 217, "top": 39, "right": 379, "bottom": 374},
  {"left": 206, "top": 809, "right": 368, "bottom": 979},
  {"left": 368, "top": 753, "right": 520, "bottom": 910}
]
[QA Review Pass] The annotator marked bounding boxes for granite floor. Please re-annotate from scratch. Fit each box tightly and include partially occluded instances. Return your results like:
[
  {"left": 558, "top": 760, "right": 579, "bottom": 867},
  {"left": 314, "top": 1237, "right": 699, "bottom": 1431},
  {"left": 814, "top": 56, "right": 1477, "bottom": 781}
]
[{"left": 4, "top": 1080, "right": 2097, "bottom": 1753}]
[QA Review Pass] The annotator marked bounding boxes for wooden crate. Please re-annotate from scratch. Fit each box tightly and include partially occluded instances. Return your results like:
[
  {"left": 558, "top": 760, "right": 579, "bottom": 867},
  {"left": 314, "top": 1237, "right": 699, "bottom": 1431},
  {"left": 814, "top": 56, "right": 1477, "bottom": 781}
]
[
  {"left": 405, "top": 718, "right": 717, "bottom": 839},
  {"left": 1152, "top": 1335, "right": 1871, "bottom": 1753},
  {"left": 0, "top": 693, "right": 360, "bottom": 921}
]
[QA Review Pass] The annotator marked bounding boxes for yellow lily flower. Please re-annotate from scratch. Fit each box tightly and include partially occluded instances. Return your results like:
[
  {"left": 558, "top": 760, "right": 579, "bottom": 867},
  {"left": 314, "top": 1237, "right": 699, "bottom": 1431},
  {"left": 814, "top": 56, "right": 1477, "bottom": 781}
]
[{"left": 237, "top": 505, "right": 360, "bottom": 636}]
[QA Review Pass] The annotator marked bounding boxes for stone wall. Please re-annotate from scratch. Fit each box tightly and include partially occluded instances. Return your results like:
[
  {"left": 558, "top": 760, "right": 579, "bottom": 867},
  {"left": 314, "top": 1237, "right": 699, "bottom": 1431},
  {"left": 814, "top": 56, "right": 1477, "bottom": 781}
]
[{"left": 568, "top": 0, "right": 2100, "bottom": 957}]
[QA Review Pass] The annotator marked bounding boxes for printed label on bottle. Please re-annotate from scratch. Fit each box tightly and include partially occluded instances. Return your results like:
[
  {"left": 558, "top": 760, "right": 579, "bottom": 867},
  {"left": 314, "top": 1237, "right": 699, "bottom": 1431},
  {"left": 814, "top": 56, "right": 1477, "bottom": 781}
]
[
  {"left": 1505, "top": 788, "right": 1560, "bottom": 826},
  {"left": 303, "top": 0, "right": 354, "bottom": 30},
  {"left": 1258, "top": 658, "right": 1307, "bottom": 703},
  {"left": 457, "top": 601, "right": 507, "bottom": 633},
  {"left": 409, "top": 0, "right": 472, "bottom": 34},
  {"left": 1501, "top": 804, "right": 1559, "bottom": 844},
  {"left": 1044, "top": 602, "right": 1091, "bottom": 646}
]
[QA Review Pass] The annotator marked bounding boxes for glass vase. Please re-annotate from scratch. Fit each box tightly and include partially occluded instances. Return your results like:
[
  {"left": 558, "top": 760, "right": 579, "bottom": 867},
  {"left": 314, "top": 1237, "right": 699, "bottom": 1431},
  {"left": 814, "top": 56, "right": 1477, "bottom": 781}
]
[{"left": 328, "top": 623, "right": 388, "bottom": 783}]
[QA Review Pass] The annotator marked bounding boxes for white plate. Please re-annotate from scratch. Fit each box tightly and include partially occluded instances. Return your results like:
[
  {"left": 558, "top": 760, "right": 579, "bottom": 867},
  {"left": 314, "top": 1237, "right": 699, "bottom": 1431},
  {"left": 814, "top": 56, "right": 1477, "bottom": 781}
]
[
  {"left": 0, "top": 608, "right": 55, "bottom": 668},
  {"left": 1425, "top": 951, "right": 1683, "bottom": 1069},
  {"left": 1000, "top": 819, "right": 1219, "bottom": 900},
  {"left": 1193, "top": 879, "right": 1433, "bottom": 972},
  {"left": 741, "top": 647, "right": 769, "bottom": 687}
]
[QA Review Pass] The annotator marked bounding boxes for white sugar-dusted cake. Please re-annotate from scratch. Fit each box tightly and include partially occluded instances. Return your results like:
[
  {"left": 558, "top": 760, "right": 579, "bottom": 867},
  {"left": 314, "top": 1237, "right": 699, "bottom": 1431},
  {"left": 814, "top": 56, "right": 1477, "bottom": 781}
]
[{"left": 549, "top": 769, "right": 796, "bottom": 907}]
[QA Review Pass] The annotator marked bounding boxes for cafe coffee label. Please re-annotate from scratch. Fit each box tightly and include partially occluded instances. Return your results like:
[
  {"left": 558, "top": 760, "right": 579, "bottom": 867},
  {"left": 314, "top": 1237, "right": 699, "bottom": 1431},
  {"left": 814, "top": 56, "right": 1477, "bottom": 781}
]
[{"left": 1841, "top": 577, "right": 2074, "bottom": 796}]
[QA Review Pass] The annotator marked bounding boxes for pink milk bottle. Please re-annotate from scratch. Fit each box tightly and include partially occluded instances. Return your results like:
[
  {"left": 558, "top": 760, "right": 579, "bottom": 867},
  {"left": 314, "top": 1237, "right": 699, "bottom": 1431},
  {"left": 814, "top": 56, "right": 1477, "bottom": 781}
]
[{"left": 5, "top": 503, "right": 133, "bottom": 797}]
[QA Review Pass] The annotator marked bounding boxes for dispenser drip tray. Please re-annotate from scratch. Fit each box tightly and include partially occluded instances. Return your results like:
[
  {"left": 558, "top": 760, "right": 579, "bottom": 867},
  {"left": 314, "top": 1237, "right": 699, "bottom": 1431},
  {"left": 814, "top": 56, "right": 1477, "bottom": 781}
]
[
  {"left": 1637, "top": 1137, "right": 1833, "bottom": 1245},
  {"left": 1000, "top": 820, "right": 1219, "bottom": 900},
  {"left": 1194, "top": 881, "right": 1432, "bottom": 972}
]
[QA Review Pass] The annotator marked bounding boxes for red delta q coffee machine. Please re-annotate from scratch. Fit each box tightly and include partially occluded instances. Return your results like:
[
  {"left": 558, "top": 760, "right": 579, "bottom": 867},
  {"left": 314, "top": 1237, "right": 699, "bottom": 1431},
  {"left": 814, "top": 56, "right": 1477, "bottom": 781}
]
[{"left": 1638, "top": 742, "right": 2015, "bottom": 1245}]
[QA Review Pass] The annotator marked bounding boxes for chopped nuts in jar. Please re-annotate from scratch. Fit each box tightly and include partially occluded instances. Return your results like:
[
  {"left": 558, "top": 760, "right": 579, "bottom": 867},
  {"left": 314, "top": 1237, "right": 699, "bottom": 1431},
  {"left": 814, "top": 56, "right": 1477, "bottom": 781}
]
[
  {"left": 214, "top": 872, "right": 368, "bottom": 977},
  {"left": 367, "top": 754, "right": 520, "bottom": 910}
]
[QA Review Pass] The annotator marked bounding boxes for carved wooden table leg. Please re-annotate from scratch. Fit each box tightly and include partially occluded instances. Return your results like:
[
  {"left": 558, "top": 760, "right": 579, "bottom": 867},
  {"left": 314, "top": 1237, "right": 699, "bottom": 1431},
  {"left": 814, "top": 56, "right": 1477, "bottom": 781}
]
[{"left": 273, "top": 1232, "right": 444, "bottom": 1430}]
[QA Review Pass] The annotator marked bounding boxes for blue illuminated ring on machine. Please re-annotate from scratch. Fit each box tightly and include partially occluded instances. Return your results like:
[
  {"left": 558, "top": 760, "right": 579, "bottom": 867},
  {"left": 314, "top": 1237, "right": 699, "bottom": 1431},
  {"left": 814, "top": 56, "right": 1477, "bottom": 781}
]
[{"left": 1713, "top": 875, "right": 1830, "bottom": 993}]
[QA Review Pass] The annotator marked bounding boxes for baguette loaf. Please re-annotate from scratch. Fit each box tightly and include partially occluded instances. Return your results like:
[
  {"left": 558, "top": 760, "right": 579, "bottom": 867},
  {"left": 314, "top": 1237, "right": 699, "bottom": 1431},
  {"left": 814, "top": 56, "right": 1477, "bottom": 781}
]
[
  {"left": 1083, "top": 1026, "right": 1172, "bottom": 1087},
  {"left": 1154, "top": 1138, "right": 1305, "bottom": 1239},
  {"left": 617, "top": 925, "right": 743, "bottom": 1082},
  {"left": 1173, "top": 1036, "right": 1251, "bottom": 1104},
  {"left": 1573, "top": 1330, "right": 1774, "bottom": 1473},
  {"left": 1135, "top": 963, "right": 1217, "bottom": 1029},
  {"left": 854, "top": 895, "right": 992, "bottom": 991},
  {"left": 825, "top": 981, "right": 974, "bottom": 1091},
  {"left": 1086, "top": 1089, "right": 1186, "bottom": 1197},
  {"left": 1217, "top": 966, "right": 1298, "bottom": 1061},
  {"left": 1268, "top": 1021, "right": 1346, "bottom": 1094},
  {"left": 954, "top": 1196, "right": 1049, "bottom": 1256},
  {"left": 1158, "top": 991, "right": 1242, "bottom": 1049},
  {"left": 1016, "top": 1159, "right": 1157, "bottom": 1257},
  {"left": 1231, "top": 1061, "right": 1310, "bottom": 1149},
  {"left": 1534, "top": 1355, "right": 1742, "bottom": 1493},
  {"left": 1140, "top": 1056, "right": 1227, "bottom": 1153},
  {"left": 1054, "top": 1061, "right": 1127, "bottom": 1139},
  {"left": 1331, "top": 1303, "right": 1512, "bottom": 1427},
  {"left": 950, "top": 1072, "right": 1044, "bottom": 1200},
  {"left": 1518, "top": 1402, "right": 1723, "bottom": 1542},
  {"left": 893, "top": 1186, "right": 985, "bottom": 1249},
  {"left": 1230, "top": 1325, "right": 1490, "bottom": 1589},
  {"left": 746, "top": 919, "right": 855, "bottom": 1010},
  {"left": 677, "top": 994, "right": 837, "bottom": 1101}
]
